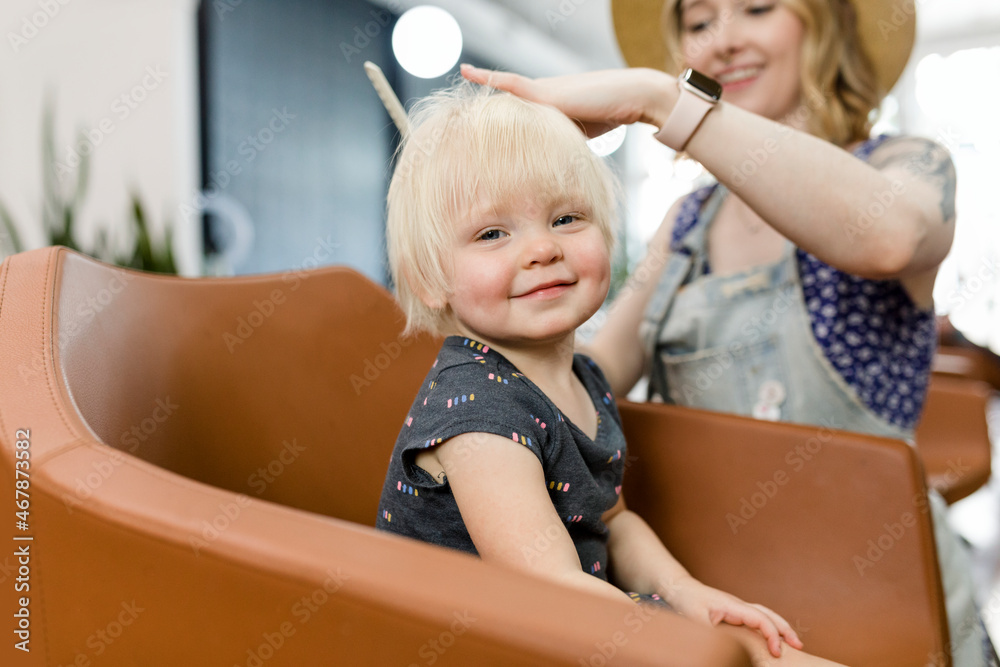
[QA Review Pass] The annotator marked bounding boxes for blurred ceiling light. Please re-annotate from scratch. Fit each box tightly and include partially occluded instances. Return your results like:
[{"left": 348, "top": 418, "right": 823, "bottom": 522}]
[
  {"left": 587, "top": 125, "right": 627, "bottom": 157},
  {"left": 392, "top": 6, "right": 463, "bottom": 79}
]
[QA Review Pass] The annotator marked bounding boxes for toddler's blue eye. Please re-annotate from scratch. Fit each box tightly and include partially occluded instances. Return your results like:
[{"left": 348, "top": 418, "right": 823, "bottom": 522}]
[
  {"left": 554, "top": 215, "right": 578, "bottom": 227},
  {"left": 477, "top": 229, "right": 506, "bottom": 242}
]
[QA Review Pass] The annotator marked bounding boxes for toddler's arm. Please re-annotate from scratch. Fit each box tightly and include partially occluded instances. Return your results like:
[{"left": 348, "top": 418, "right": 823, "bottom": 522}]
[
  {"left": 603, "top": 496, "right": 804, "bottom": 658},
  {"left": 433, "top": 431, "right": 635, "bottom": 605}
]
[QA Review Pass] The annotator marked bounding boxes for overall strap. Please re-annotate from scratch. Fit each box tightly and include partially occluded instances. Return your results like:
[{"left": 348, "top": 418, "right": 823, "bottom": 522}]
[{"left": 639, "top": 185, "right": 727, "bottom": 399}]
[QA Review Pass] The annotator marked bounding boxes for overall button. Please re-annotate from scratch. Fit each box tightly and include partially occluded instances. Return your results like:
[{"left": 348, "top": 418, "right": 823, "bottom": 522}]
[{"left": 757, "top": 380, "right": 786, "bottom": 406}]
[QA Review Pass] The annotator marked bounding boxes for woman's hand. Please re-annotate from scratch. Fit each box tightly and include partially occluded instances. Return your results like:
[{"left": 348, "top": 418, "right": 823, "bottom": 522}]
[
  {"left": 461, "top": 64, "right": 676, "bottom": 138},
  {"left": 664, "top": 575, "right": 804, "bottom": 658}
]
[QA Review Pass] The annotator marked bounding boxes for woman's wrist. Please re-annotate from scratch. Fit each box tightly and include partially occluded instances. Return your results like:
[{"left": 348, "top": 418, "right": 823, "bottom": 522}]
[{"left": 635, "top": 68, "right": 680, "bottom": 130}]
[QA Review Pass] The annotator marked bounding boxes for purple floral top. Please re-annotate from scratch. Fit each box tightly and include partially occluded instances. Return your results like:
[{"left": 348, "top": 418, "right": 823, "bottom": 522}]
[{"left": 669, "top": 136, "right": 936, "bottom": 430}]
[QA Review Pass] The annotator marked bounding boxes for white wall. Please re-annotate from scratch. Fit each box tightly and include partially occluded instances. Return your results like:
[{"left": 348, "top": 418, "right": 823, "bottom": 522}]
[{"left": 0, "top": 0, "right": 201, "bottom": 274}]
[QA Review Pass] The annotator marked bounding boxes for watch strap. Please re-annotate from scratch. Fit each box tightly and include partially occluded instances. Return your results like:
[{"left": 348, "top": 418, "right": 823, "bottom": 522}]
[{"left": 654, "top": 82, "right": 716, "bottom": 152}]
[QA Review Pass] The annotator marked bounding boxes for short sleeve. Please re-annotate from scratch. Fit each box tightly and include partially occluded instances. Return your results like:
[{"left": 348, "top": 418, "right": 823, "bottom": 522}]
[{"left": 397, "top": 356, "right": 555, "bottom": 488}]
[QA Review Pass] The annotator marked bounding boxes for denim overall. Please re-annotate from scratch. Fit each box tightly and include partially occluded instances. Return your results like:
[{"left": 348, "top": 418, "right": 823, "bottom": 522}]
[{"left": 640, "top": 185, "right": 988, "bottom": 666}]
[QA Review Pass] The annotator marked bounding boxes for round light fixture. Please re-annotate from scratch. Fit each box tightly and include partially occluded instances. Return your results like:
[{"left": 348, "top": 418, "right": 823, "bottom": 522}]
[{"left": 392, "top": 6, "right": 463, "bottom": 79}]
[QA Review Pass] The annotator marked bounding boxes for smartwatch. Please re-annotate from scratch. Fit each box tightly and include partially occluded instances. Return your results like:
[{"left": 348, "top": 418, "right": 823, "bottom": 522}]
[{"left": 654, "top": 68, "right": 722, "bottom": 152}]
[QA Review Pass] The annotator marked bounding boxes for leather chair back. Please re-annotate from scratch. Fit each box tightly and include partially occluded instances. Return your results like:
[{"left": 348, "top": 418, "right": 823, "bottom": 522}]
[
  {"left": 619, "top": 401, "right": 950, "bottom": 667},
  {"left": 56, "top": 248, "right": 441, "bottom": 524}
]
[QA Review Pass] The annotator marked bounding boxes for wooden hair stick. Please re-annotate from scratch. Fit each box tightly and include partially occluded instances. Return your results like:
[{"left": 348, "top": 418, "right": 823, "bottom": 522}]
[{"left": 364, "top": 61, "right": 410, "bottom": 139}]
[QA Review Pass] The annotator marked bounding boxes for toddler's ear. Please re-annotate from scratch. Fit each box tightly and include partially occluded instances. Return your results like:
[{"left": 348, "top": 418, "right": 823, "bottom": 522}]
[
  {"left": 401, "top": 264, "right": 449, "bottom": 311},
  {"left": 417, "top": 288, "right": 447, "bottom": 311}
]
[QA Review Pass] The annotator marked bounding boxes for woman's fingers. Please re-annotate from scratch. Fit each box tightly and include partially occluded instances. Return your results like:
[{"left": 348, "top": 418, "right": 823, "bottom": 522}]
[
  {"left": 461, "top": 64, "right": 616, "bottom": 138},
  {"left": 461, "top": 64, "right": 673, "bottom": 132},
  {"left": 461, "top": 64, "right": 537, "bottom": 98}
]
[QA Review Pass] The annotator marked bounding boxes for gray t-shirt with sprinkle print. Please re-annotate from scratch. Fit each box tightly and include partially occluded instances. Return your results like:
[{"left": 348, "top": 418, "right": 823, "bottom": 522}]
[{"left": 376, "top": 335, "right": 627, "bottom": 581}]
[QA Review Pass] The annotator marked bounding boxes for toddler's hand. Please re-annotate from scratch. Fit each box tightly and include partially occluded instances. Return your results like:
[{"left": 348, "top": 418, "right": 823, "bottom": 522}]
[{"left": 665, "top": 576, "right": 804, "bottom": 658}]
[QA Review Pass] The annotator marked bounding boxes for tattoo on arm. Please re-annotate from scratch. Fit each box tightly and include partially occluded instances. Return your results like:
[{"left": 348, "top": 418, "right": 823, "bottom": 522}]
[{"left": 868, "top": 138, "right": 957, "bottom": 225}]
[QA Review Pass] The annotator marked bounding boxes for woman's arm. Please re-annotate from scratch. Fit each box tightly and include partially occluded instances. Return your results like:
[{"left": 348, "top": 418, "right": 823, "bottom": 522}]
[
  {"left": 463, "top": 65, "right": 956, "bottom": 302},
  {"left": 686, "top": 103, "right": 955, "bottom": 295},
  {"left": 433, "top": 432, "right": 635, "bottom": 605},
  {"left": 603, "top": 495, "right": 803, "bottom": 658}
]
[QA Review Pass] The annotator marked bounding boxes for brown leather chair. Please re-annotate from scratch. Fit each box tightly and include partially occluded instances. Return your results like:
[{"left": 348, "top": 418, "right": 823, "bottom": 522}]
[
  {"left": 916, "top": 375, "right": 993, "bottom": 504},
  {"left": 619, "top": 401, "right": 950, "bottom": 666},
  {"left": 0, "top": 247, "right": 748, "bottom": 666},
  {"left": 933, "top": 343, "right": 1000, "bottom": 391},
  {"left": 0, "top": 247, "right": 950, "bottom": 665}
]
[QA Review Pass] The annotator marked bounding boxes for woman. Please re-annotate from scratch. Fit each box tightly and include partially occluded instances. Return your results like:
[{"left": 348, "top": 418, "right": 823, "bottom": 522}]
[{"left": 462, "top": 0, "right": 995, "bottom": 664}]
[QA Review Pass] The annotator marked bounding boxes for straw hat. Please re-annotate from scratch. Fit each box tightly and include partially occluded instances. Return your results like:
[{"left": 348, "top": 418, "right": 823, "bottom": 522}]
[{"left": 611, "top": 0, "right": 916, "bottom": 94}]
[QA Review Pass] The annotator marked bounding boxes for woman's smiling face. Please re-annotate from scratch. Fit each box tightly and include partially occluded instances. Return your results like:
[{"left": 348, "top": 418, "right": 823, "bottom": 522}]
[{"left": 678, "top": 0, "right": 806, "bottom": 122}]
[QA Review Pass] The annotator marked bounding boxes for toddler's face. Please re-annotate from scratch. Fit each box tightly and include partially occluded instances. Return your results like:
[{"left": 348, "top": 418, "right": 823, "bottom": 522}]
[{"left": 439, "top": 193, "right": 610, "bottom": 348}]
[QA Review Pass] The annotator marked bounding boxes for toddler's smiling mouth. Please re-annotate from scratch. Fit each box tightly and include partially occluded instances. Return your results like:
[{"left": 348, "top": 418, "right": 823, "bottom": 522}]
[{"left": 513, "top": 280, "right": 576, "bottom": 298}]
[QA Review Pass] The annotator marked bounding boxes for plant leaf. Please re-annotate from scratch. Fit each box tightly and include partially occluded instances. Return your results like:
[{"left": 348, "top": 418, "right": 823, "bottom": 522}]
[{"left": 0, "top": 200, "right": 24, "bottom": 254}]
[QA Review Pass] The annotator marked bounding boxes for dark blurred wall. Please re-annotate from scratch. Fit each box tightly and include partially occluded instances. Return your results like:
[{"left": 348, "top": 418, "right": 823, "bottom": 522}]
[{"left": 200, "top": 0, "right": 399, "bottom": 281}]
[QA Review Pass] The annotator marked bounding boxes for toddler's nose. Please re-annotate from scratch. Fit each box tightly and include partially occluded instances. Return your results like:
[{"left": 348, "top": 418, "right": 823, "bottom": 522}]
[{"left": 523, "top": 232, "right": 564, "bottom": 266}]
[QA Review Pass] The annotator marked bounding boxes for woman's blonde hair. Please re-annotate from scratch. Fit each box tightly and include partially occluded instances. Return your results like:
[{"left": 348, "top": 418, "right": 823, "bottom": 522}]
[
  {"left": 386, "top": 82, "right": 620, "bottom": 337},
  {"left": 661, "top": 0, "right": 881, "bottom": 146}
]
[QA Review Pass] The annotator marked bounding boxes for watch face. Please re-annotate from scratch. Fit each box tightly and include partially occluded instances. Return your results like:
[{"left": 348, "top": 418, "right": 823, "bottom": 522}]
[{"left": 683, "top": 68, "right": 722, "bottom": 102}]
